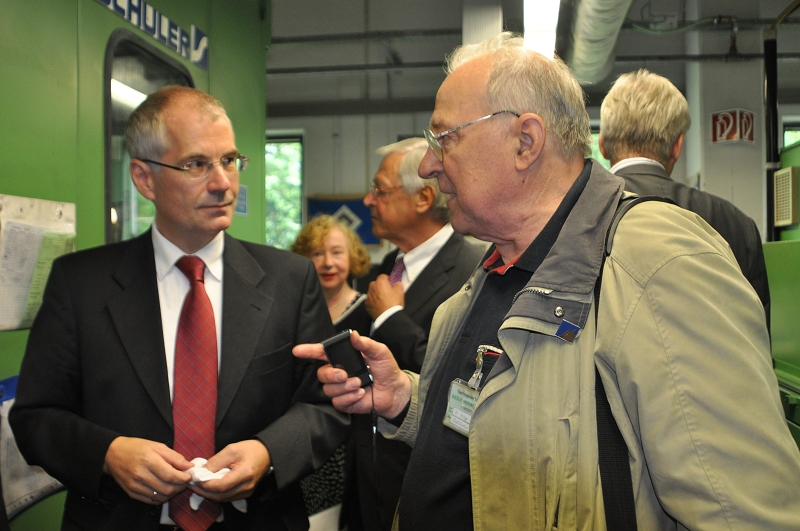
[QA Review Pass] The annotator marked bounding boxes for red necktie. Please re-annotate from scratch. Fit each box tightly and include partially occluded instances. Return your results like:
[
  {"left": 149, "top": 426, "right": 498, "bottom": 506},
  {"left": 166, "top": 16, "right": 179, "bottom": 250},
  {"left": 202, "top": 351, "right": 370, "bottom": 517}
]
[
  {"left": 389, "top": 256, "right": 405, "bottom": 286},
  {"left": 170, "top": 256, "right": 221, "bottom": 530}
]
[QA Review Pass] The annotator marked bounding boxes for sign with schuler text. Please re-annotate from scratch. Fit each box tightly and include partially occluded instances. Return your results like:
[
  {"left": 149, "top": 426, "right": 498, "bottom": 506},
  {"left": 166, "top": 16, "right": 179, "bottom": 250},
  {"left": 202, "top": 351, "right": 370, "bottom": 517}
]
[{"left": 95, "top": 0, "right": 209, "bottom": 70}]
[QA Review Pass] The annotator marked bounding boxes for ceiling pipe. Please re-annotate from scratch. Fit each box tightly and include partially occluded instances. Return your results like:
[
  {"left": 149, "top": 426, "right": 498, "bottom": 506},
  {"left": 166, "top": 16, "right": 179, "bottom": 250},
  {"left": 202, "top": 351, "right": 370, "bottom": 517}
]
[
  {"left": 266, "top": 52, "right": 800, "bottom": 76},
  {"left": 565, "top": 0, "right": 634, "bottom": 85}
]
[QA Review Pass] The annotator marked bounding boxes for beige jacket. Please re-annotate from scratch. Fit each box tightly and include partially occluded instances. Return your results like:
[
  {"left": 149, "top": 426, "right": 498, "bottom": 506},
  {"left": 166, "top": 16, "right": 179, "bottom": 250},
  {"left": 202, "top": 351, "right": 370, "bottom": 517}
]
[{"left": 386, "top": 162, "right": 800, "bottom": 530}]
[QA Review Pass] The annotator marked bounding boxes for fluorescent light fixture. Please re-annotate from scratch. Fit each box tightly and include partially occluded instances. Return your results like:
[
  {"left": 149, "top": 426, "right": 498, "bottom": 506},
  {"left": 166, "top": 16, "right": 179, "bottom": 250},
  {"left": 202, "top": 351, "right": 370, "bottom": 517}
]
[
  {"left": 111, "top": 79, "right": 147, "bottom": 109},
  {"left": 524, "top": 0, "right": 561, "bottom": 57}
]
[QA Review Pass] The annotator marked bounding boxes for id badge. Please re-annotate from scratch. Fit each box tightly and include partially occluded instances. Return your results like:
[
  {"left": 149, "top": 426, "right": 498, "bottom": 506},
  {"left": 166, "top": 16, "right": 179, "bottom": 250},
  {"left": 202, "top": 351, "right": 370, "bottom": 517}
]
[{"left": 443, "top": 379, "right": 479, "bottom": 437}]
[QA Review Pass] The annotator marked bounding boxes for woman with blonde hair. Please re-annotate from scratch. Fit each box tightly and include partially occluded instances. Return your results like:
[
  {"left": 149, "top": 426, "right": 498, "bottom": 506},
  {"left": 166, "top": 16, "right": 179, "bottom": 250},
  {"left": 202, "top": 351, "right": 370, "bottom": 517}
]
[
  {"left": 291, "top": 214, "right": 372, "bottom": 529},
  {"left": 292, "top": 215, "right": 371, "bottom": 332}
]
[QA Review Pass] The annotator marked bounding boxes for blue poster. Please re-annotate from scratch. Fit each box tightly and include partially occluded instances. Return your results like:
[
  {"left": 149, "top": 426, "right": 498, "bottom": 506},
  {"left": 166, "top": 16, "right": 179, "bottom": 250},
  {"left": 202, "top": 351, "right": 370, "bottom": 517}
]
[{"left": 307, "top": 196, "right": 378, "bottom": 245}]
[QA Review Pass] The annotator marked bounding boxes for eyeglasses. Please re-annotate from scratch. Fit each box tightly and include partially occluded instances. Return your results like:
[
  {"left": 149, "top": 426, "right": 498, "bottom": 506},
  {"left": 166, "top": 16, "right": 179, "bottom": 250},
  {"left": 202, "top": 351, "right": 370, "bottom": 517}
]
[
  {"left": 369, "top": 182, "right": 404, "bottom": 198},
  {"left": 423, "top": 110, "right": 520, "bottom": 161},
  {"left": 142, "top": 154, "right": 249, "bottom": 180}
]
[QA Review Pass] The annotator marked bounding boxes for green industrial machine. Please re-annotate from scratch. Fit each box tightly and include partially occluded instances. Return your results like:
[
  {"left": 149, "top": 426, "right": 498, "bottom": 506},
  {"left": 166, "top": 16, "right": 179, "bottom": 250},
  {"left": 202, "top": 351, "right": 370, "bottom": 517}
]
[
  {"left": 763, "top": 140, "right": 800, "bottom": 448},
  {"left": 764, "top": 241, "right": 800, "bottom": 446}
]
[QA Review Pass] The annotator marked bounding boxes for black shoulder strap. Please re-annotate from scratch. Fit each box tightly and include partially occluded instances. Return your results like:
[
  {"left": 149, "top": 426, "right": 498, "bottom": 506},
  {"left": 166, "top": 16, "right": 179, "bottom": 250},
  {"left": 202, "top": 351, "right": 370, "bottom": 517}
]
[
  {"left": 604, "top": 195, "right": 676, "bottom": 256},
  {"left": 594, "top": 194, "right": 674, "bottom": 531}
]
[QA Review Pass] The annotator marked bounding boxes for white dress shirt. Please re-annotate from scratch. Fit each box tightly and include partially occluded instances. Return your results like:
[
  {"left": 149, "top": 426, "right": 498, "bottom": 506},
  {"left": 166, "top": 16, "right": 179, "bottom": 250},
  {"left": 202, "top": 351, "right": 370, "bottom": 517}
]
[{"left": 609, "top": 156, "right": 665, "bottom": 174}]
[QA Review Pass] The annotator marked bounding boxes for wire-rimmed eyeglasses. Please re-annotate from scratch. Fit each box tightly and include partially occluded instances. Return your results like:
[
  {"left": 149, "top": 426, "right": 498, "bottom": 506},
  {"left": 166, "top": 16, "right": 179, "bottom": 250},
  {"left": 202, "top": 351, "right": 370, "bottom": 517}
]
[
  {"left": 142, "top": 154, "right": 249, "bottom": 180},
  {"left": 368, "top": 181, "right": 403, "bottom": 198},
  {"left": 423, "top": 110, "right": 520, "bottom": 161}
]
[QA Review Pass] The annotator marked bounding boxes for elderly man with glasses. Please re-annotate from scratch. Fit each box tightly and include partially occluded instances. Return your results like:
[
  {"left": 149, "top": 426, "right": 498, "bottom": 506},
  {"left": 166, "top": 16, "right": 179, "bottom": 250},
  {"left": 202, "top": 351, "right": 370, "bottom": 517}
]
[
  {"left": 342, "top": 137, "right": 482, "bottom": 531},
  {"left": 296, "top": 32, "right": 800, "bottom": 531},
  {"left": 11, "top": 86, "right": 349, "bottom": 531}
]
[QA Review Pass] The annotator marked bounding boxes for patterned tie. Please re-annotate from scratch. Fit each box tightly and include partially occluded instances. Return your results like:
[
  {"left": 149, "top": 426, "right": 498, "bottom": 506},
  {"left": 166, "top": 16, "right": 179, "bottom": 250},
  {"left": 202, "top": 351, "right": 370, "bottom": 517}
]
[
  {"left": 170, "top": 256, "right": 221, "bottom": 531},
  {"left": 388, "top": 256, "right": 405, "bottom": 286}
]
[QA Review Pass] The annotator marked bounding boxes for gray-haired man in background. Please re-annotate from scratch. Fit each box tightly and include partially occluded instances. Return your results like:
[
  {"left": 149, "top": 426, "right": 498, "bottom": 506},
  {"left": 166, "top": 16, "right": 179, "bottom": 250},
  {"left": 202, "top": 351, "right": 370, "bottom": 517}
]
[
  {"left": 343, "top": 138, "right": 483, "bottom": 530},
  {"left": 599, "top": 69, "right": 770, "bottom": 321}
]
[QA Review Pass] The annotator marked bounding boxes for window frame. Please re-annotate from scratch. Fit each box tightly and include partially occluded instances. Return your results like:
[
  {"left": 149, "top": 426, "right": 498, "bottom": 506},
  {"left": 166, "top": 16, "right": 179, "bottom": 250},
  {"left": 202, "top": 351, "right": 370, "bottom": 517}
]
[{"left": 103, "top": 29, "right": 193, "bottom": 244}]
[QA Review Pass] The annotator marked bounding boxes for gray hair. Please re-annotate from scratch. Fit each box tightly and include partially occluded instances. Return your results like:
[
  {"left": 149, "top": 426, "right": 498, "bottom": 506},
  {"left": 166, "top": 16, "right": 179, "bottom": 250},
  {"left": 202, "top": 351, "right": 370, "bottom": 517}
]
[
  {"left": 600, "top": 69, "right": 690, "bottom": 166},
  {"left": 376, "top": 138, "right": 451, "bottom": 223},
  {"left": 445, "top": 32, "right": 592, "bottom": 159},
  {"left": 125, "top": 85, "right": 228, "bottom": 165}
]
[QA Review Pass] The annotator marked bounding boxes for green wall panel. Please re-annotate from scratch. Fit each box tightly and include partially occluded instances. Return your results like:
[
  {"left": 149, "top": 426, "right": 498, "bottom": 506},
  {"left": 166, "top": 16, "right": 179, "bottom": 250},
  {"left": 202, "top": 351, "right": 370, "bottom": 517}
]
[
  {"left": 210, "top": 0, "right": 269, "bottom": 244},
  {"left": 0, "top": 0, "right": 79, "bottom": 205},
  {"left": 764, "top": 240, "right": 800, "bottom": 391}
]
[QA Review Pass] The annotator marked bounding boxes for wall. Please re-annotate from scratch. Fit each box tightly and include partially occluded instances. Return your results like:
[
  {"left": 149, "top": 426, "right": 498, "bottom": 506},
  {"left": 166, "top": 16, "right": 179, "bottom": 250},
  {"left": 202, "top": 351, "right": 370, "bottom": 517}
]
[
  {"left": 0, "top": 0, "right": 268, "bottom": 528},
  {"left": 684, "top": 0, "right": 767, "bottom": 238}
]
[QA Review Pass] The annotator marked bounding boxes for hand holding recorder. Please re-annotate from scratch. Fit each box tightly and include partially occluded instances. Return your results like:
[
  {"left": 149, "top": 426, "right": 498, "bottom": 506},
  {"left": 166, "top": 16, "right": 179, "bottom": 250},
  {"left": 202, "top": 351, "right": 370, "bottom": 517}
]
[{"left": 292, "top": 330, "right": 412, "bottom": 419}]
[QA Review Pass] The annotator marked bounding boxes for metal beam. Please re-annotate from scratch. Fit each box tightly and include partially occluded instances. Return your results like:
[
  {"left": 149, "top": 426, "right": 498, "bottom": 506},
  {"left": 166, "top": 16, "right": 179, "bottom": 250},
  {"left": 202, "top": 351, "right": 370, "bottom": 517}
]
[
  {"left": 614, "top": 52, "right": 800, "bottom": 62},
  {"left": 267, "top": 97, "right": 434, "bottom": 118},
  {"left": 270, "top": 29, "right": 461, "bottom": 46},
  {"left": 268, "top": 61, "right": 446, "bottom": 75},
  {"left": 267, "top": 53, "right": 800, "bottom": 77}
]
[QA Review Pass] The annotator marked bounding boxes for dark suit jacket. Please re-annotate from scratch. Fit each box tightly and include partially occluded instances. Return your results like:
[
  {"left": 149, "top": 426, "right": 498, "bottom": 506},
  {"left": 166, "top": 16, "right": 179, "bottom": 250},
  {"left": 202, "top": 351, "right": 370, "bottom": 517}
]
[
  {"left": 345, "top": 231, "right": 483, "bottom": 531},
  {"left": 9, "top": 232, "right": 348, "bottom": 531},
  {"left": 616, "top": 162, "right": 770, "bottom": 323}
]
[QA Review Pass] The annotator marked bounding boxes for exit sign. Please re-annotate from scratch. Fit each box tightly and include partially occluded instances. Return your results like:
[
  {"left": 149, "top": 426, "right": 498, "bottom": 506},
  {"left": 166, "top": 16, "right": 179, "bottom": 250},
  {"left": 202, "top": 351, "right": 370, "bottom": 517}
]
[{"left": 711, "top": 109, "right": 755, "bottom": 143}]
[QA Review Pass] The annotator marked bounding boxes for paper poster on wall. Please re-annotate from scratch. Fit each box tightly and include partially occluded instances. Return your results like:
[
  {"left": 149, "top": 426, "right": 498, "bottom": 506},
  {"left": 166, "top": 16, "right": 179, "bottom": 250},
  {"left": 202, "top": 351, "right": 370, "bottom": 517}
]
[
  {"left": 0, "top": 195, "right": 76, "bottom": 331},
  {"left": 307, "top": 195, "right": 378, "bottom": 245}
]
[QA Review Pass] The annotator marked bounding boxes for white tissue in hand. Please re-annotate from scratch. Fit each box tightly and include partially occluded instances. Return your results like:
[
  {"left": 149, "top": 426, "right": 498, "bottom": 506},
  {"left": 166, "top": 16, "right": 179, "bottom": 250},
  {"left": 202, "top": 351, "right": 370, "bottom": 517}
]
[
  {"left": 187, "top": 458, "right": 247, "bottom": 513},
  {"left": 188, "top": 458, "right": 231, "bottom": 483}
]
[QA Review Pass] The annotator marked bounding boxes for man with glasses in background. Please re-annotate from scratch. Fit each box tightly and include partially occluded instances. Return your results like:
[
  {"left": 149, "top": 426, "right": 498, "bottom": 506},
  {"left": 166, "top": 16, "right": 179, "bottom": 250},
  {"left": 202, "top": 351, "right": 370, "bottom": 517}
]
[
  {"left": 296, "top": 33, "right": 800, "bottom": 530},
  {"left": 11, "top": 86, "right": 348, "bottom": 531},
  {"left": 342, "top": 137, "right": 482, "bottom": 531}
]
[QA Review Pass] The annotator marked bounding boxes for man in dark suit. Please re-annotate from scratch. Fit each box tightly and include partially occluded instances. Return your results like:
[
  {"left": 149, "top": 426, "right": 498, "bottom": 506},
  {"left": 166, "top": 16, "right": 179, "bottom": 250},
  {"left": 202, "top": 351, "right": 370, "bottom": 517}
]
[
  {"left": 599, "top": 69, "right": 770, "bottom": 321},
  {"left": 9, "top": 86, "right": 348, "bottom": 531},
  {"left": 343, "top": 138, "right": 484, "bottom": 530}
]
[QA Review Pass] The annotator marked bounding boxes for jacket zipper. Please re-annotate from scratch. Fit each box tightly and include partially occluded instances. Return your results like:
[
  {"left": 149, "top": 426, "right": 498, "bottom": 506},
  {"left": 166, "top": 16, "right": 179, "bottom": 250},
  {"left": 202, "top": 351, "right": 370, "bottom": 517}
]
[{"left": 511, "top": 286, "right": 553, "bottom": 305}]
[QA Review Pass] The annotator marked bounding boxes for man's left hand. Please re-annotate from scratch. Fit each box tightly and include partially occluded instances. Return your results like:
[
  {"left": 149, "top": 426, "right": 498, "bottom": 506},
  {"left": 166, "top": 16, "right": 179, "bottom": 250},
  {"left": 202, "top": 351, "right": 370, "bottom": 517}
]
[
  {"left": 365, "top": 274, "right": 405, "bottom": 319},
  {"left": 188, "top": 440, "right": 271, "bottom": 502}
]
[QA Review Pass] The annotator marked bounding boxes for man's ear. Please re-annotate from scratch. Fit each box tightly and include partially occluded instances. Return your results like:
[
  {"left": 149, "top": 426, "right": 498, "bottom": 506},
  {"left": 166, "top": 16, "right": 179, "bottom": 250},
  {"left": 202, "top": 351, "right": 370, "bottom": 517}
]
[
  {"left": 662, "top": 133, "right": 685, "bottom": 176},
  {"left": 415, "top": 184, "right": 436, "bottom": 214},
  {"left": 669, "top": 134, "right": 684, "bottom": 164},
  {"left": 598, "top": 133, "right": 610, "bottom": 160},
  {"left": 130, "top": 159, "right": 156, "bottom": 201},
  {"left": 515, "top": 113, "right": 546, "bottom": 171}
]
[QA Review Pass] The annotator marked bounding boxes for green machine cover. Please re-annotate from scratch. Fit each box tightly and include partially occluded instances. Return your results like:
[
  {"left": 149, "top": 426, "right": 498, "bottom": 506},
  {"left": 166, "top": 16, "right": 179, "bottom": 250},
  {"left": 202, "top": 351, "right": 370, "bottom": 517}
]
[{"left": 763, "top": 140, "right": 800, "bottom": 447}]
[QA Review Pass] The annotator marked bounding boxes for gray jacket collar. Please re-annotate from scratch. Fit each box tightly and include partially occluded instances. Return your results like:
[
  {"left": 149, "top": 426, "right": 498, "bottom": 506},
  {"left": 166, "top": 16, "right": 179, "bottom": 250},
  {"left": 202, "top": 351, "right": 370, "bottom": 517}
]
[
  {"left": 506, "top": 160, "right": 625, "bottom": 329},
  {"left": 615, "top": 161, "right": 671, "bottom": 181}
]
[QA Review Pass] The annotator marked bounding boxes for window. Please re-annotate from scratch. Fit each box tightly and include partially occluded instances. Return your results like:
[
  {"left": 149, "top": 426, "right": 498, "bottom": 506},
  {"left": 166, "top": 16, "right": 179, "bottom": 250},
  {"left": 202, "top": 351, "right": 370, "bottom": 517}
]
[
  {"left": 265, "top": 137, "right": 303, "bottom": 249},
  {"left": 105, "top": 30, "right": 192, "bottom": 244},
  {"left": 785, "top": 123, "right": 800, "bottom": 149}
]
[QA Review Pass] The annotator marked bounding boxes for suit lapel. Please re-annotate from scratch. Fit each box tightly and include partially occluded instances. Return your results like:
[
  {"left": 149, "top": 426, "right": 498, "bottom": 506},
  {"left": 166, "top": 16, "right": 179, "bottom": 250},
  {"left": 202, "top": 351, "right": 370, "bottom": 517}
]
[
  {"left": 403, "top": 234, "right": 460, "bottom": 316},
  {"left": 378, "top": 249, "right": 399, "bottom": 275},
  {"left": 217, "top": 235, "right": 273, "bottom": 426},
  {"left": 107, "top": 233, "right": 173, "bottom": 427}
]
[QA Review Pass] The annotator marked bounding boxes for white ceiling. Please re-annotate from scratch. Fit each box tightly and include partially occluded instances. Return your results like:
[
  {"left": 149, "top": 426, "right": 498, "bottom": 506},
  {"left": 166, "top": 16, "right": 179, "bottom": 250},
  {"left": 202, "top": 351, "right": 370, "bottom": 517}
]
[{"left": 266, "top": 0, "right": 800, "bottom": 117}]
